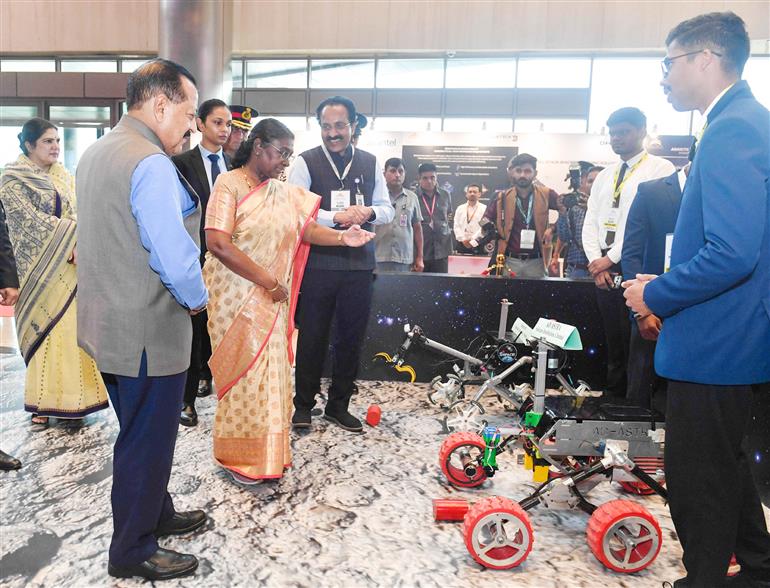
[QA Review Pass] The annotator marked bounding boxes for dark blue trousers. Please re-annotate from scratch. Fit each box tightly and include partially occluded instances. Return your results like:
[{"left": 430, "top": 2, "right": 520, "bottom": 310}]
[{"left": 101, "top": 352, "right": 186, "bottom": 567}]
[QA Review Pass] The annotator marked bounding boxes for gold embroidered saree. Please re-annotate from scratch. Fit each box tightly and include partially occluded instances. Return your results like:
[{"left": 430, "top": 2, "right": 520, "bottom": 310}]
[
  {"left": 204, "top": 172, "right": 320, "bottom": 481},
  {"left": 0, "top": 155, "right": 107, "bottom": 417}
]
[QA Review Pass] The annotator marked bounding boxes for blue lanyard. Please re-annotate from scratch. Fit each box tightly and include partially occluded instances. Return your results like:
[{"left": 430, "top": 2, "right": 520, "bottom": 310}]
[{"left": 516, "top": 194, "right": 533, "bottom": 229}]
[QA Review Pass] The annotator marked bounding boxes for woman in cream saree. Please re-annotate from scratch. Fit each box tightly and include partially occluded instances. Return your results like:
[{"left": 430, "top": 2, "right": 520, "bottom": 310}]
[
  {"left": 204, "top": 118, "right": 373, "bottom": 484},
  {"left": 0, "top": 119, "right": 108, "bottom": 424}
]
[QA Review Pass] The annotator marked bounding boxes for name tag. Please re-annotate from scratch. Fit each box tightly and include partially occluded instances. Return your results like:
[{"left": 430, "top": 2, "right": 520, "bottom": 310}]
[
  {"left": 602, "top": 208, "right": 620, "bottom": 232},
  {"left": 664, "top": 233, "right": 674, "bottom": 273},
  {"left": 331, "top": 190, "right": 349, "bottom": 212},
  {"left": 355, "top": 192, "right": 365, "bottom": 207},
  {"left": 520, "top": 229, "right": 536, "bottom": 250},
  {"left": 399, "top": 212, "right": 408, "bottom": 227}
]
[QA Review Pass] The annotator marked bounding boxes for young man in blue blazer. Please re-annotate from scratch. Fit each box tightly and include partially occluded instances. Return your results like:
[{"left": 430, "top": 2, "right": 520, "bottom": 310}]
[{"left": 624, "top": 12, "right": 770, "bottom": 587}]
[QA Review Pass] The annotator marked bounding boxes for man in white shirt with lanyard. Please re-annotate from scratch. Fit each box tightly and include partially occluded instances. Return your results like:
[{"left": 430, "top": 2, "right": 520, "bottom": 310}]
[
  {"left": 454, "top": 183, "right": 487, "bottom": 254},
  {"left": 288, "top": 96, "right": 394, "bottom": 432},
  {"left": 582, "top": 107, "right": 675, "bottom": 396}
]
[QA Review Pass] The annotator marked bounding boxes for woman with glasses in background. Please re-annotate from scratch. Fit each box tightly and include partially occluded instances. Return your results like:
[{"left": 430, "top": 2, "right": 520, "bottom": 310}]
[
  {"left": 203, "top": 118, "right": 374, "bottom": 484},
  {"left": 0, "top": 118, "right": 108, "bottom": 427}
]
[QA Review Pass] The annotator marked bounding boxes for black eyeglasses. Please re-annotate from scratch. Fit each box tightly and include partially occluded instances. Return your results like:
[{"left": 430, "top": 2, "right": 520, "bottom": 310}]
[
  {"left": 266, "top": 142, "right": 294, "bottom": 162},
  {"left": 661, "top": 49, "right": 722, "bottom": 76}
]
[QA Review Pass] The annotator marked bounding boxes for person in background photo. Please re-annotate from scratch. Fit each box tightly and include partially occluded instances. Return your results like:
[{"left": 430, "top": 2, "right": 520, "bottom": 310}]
[
  {"left": 374, "top": 156, "right": 424, "bottom": 272},
  {"left": 0, "top": 118, "right": 108, "bottom": 428},
  {"left": 481, "top": 153, "right": 560, "bottom": 279},
  {"left": 222, "top": 105, "right": 257, "bottom": 160},
  {"left": 417, "top": 162, "right": 453, "bottom": 273},
  {"left": 0, "top": 200, "right": 22, "bottom": 471},
  {"left": 453, "top": 183, "right": 486, "bottom": 254}
]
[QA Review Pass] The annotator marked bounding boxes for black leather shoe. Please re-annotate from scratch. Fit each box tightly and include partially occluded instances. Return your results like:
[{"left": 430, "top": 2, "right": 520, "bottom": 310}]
[
  {"left": 291, "top": 408, "right": 312, "bottom": 429},
  {"left": 0, "top": 449, "right": 21, "bottom": 471},
  {"left": 323, "top": 410, "right": 363, "bottom": 432},
  {"left": 108, "top": 547, "right": 198, "bottom": 580},
  {"left": 155, "top": 510, "right": 207, "bottom": 538},
  {"left": 180, "top": 404, "right": 198, "bottom": 427},
  {"left": 196, "top": 379, "right": 212, "bottom": 398}
]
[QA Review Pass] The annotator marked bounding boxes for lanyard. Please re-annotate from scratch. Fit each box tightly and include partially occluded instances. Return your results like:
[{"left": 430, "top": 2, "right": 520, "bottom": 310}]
[
  {"left": 466, "top": 203, "right": 480, "bottom": 223},
  {"left": 516, "top": 193, "right": 534, "bottom": 229},
  {"left": 321, "top": 143, "right": 355, "bottom": 189},
  {"left": 612, "top": 153, "right": 648, "bottom": 204},
  {"left": 422, "top": 192, "right": 437, "bottom": 220}
]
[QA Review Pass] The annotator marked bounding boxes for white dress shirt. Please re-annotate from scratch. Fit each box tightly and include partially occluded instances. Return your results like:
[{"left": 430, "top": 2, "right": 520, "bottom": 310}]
[
  {"left": 288, "top": 149, "right": 393, "bottom": 227},
  {"left": 453, "top": 201, "right": 487, "bottom": 245},
  {"left": 582, "top": 150, "right": 675, "bottom": 264},
  {"left": 197, "top": 144, "right": 227, "bottom": 190}
]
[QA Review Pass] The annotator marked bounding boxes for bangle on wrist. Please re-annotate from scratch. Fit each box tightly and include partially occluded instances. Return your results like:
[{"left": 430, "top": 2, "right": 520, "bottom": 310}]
[
  {"left": 337, "top": 231, "right": 344, "bottom": 243},
  {"left": 267, "top": 279, "right": 281, "bottom": 292}
]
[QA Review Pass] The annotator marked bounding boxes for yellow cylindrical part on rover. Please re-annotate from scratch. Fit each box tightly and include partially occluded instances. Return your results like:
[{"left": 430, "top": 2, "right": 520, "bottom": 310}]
[{"left": 533, "top": 464, "right": 549, "bottom": 483}]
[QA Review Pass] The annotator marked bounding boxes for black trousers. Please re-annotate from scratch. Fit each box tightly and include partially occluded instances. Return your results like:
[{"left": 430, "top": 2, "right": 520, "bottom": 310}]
[
  {"left": 594, "top": 284, "right": 630, "bottom": 395},
  {"left": 626, "top": 319, "right": 665, "bottom": 410},
  {"left": 183, "top": 310, "right": 211, "bottom": 406},
  {"left": 423, "top": 257, "right": 449, "bottom": 273},
  {"left": 665, "top": 381, "right": 770, "bottom": 586},
  {"left": 294, "top": 268, "right": 373, "bottom": 415},
  {"left": 101, "top": 352, "right": 185, "bottom": 566}
]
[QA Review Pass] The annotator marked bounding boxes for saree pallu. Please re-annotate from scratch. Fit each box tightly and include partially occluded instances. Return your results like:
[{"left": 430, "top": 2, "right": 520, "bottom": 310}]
[
  {"left": 0, "top": 156, "right": 107, "bottom": 417},
  {"left": 204, "top": 173, "right": 320, "bottom": 481}
]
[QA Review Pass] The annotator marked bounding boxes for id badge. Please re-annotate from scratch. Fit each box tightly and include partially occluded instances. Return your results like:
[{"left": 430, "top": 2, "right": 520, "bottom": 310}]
[
  {"left": 331, "top": 190, "right": 349, "bottom": 212},
  {"left": 355, "top": 192, "right": 365, "bottom": 206},
  {"left": 399, "top": 212, "right": 408, "bottom": 227},
  {"left": 520, "top": 229, "right": 536, "bottom": 250},
  {"left": 664, "top": 233, "right": 674, "bottom": 273},
  {"left": 602, "top": 208, "right": 620, "bottom": 232}
]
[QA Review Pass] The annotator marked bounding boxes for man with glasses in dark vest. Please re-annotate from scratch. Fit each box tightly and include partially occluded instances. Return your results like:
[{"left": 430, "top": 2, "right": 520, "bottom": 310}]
[{"left": 288, "top": 96, "right": 394, "bottom": 432}]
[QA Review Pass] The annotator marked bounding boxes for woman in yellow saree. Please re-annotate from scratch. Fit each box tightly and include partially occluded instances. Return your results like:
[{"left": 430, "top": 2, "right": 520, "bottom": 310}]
[
  {"left": 0, "top": 118, "right": 108, "bottom": 425},
  {"left": 204, "top": 118, "right": 373, "bottom": 484}
]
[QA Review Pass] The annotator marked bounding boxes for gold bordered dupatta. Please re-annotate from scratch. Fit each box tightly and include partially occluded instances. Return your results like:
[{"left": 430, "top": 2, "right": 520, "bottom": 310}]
[
  {"left": 0, "top": 156, "right": 77, "bottom": 363},
  {"left": 208, "top": 179, "right": 320, "bottom": 399}
]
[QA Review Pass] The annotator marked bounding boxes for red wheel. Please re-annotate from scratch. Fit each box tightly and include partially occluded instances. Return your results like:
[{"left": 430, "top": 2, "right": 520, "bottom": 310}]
[
  {"left": 439, "top": 431, "right": 487, "bottom": 488},
  {"left": 462, "top": 496, "right": 534, "bottom": 570},
  {"left": 586, "top": 499, "right": 662, "bottom": 573}
]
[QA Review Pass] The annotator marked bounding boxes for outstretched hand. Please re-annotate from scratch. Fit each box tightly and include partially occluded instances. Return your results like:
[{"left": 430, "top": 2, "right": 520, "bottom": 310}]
[{"left": 342, "top": 224, "right": 376, "bottom": 247}]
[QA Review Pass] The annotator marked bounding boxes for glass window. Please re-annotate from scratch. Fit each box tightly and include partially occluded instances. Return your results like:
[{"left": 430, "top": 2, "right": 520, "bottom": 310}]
[
  {"left": 0, "top": 59, "right": 55, "bottom": 72},
  {"left": 254, "top": 116, "right": 308, "bottom": 132},
  {"left": 0, "top": 126, "right": 24, "bottom": 169},
  {"left": 373, "top": 117, "right": 441, "bottom": 132},
  {"left": 445, "top": 58, "right": 516, "bottom": 88},
  {"left": 231, "top": 59, "right": 243, "bottom": 88},
  {"left": 376, "top": 59, "right": 444, "bottom": 88},
  {"left": 49, "top": 106, "right": 111, "bottom": 124},
  {"left": 60, "top": 127, "right": 106, "bottom": 174},
  {"left": 443, "top": 118, "right": 513, "bottom": 132},
  {"left": 0, "top": 104, "right": 39, "bottom": 121},
  {"left": 515, "top": 118, "right": 587, "bottom": 133},
  {"left": 120, "top": 59, "right": 151, "bottom": 73},
  {"left": 60, "top": 60, "right": 117, "bottom": 73},
  {"left": 310, "top": 59, "right": 375, "bottom": 88},
  {"left": 589, "top": 58, "right": 691, "bottom": 135},
  {"left": 744, "top": 56, "right": 770, "bottom": 109},
  {"left": 245, "top": 60, "right": 308, "bottom": 88},
  {"left": 517, "top": 58, "right": 591, "bottom": 88}
]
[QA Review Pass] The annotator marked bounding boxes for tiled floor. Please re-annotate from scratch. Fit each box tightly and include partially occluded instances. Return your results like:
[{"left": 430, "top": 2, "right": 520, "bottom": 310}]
[{"left": 1, "top": 351, "right": 768, "bottom": 587}]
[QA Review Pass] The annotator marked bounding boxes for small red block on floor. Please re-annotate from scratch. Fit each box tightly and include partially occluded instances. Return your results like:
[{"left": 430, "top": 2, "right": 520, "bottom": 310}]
[
  {"left": 365, "top": 404, "right": 381, "bottom": 427},
  {"left": 433, "top": 499, "right": 470, "bottom": 521}
]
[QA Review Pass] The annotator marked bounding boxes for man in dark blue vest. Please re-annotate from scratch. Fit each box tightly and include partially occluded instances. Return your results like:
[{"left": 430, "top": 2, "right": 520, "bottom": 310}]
[{"left": 289, "top": 96, "right": 394, "bottom": 432}]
